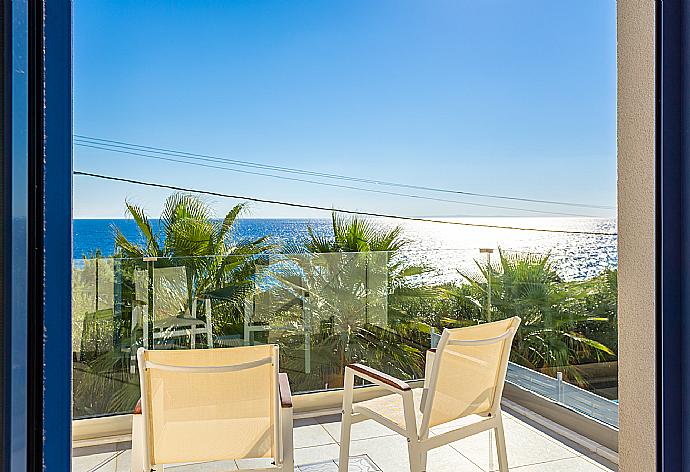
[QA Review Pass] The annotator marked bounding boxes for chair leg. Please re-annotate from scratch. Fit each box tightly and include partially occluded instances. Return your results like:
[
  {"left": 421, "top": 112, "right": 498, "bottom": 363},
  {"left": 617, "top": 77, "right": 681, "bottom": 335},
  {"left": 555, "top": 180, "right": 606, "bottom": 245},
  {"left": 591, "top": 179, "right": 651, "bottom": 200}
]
[
  {"left": 401, "top": 390, "right": 421, "bottom": 472},
  {"left": 407, "top": 440, "right": 422, "bottom": 472},
  {"left": 494, "top": 416, "right": 509, "bottom": 472},
  {"left": 419, "top": 449, "right": 428, "bottom": 472},
  {"left": 417, "top": 433, "right": 428, "bottom": 472},
  {"left": 339, "top": 370, "right": 355, "bottom": 472},
  {"left": 281, "top": 406, "right": 294, "bottom": 472},
  {"left": 131, "top": 414, "right": 145, "bottom": 472}
]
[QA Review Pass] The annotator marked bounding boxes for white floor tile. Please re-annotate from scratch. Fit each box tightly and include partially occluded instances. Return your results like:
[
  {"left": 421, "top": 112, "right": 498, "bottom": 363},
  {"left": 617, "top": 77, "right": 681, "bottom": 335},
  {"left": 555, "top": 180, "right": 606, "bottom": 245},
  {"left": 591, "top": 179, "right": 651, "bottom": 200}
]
[
  {"left": 234, "top": 457, "right": 274, "bottom": 470},
  {"left": 294, "top": 443, "right": 341, "bottom": 466},
  {"left": 302, "top": 455, "right": 380, "bottom": 472},
  {"left": 165, "top": 460, "right": 238, "bottom": 471},
  {"left": 443, "top": 419, "right": 577, "bottom": 472},
  {"left": 114, "top": 449, "right": 131, "bottom": 472},
  {"left": 348, "top": 433, "right": 482, "bottom": 472},
  {"left": 511, "top": 456, "right": 611, "bottom": 471},
  {"left": 294, "top": 418, "right": 338, "bottom": 449},
  {"left": 578, "top": 454, "right": 616, "bottom": 472},
  {"left": 72, "top": 445, "right": 118, "bottom": 472},
  {"left": 320, "top": 417, "right": 397, "bottom": 443}
]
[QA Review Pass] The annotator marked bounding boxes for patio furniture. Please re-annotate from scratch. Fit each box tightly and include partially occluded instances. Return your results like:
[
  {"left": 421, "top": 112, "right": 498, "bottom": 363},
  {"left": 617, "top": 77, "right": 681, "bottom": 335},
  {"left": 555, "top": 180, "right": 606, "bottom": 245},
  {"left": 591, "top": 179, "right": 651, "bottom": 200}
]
[
  {"left": 132, "top": 344, "right": 294, "bottom": 472},
  {"left": 338, "top": 317, "right": 521, "bottom": 472},
  {"left": 132, "top": 265, "right": 214, "bottom": 349}
]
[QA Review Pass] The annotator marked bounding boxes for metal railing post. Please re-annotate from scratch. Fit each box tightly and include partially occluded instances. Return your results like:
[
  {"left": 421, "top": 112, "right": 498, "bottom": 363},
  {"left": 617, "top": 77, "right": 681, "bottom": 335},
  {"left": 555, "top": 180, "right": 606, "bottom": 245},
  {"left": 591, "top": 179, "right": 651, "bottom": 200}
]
[{"left": 557, "top": 371, "right": 564, "bottom": 403}]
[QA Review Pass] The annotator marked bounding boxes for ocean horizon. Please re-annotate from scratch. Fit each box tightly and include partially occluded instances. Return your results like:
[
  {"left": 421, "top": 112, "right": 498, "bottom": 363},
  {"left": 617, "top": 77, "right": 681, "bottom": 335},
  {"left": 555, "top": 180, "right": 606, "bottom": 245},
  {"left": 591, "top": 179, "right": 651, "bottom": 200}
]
[{"left": 73, "top": 217, "right": 617, "bottom": 282}]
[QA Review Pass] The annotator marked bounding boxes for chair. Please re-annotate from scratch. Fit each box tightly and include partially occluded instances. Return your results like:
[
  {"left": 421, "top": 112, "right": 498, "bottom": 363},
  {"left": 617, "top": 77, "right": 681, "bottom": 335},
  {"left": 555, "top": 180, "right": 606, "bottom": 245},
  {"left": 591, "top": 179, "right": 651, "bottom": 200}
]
[
  {"left": 133, "top": 266, "right": 214, "bottom": 350},
  {"left": 339, "top": 317, "right": 521, "bottom": 472},
  {"left": 132, "top": 344, "right": 294, "bottom": 471}
]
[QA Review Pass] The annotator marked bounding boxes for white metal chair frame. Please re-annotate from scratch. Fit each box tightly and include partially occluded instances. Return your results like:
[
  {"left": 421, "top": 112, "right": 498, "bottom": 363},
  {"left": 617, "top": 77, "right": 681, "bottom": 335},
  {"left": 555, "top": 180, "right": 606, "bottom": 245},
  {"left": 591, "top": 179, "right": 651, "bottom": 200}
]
[
  {"left": 147, "top": 295, "right": 214, "bottom": 349},
  {"left": 339, "top": 318, "right": 520, "bottom": 472},
  {"left": 132, "top": 265, "right": 215, "bottom": 350},
  {"left": 133, "top": 346, "right": 294, "bottom": 472},
  {"left": 130, "top": 294, "right": 214, "bottom": 374},
  {"left": 243, "top": 286, "right": 312, "bottom": 373}
]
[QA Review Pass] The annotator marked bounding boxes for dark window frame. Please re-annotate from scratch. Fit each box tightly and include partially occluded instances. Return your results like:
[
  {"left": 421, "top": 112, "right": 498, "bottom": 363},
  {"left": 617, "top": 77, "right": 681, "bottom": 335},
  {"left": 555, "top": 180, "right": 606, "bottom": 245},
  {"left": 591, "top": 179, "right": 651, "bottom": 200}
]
[
  {"left": 657, "top": 0, "right": 690, "bottom": 470},
  {"left": 1, "top": 0, "right": 72, "bottom": 470}
]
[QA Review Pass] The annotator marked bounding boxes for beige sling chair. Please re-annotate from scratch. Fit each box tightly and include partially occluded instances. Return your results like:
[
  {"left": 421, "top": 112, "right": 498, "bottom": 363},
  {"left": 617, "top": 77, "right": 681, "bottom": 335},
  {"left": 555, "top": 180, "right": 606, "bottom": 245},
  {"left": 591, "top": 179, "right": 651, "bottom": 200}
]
[
  {"left": 132, "top": 345, "right": 293, "bottom": 471},
  {"left": 339, "top": 317, "right": 521, "bottom": 472}
]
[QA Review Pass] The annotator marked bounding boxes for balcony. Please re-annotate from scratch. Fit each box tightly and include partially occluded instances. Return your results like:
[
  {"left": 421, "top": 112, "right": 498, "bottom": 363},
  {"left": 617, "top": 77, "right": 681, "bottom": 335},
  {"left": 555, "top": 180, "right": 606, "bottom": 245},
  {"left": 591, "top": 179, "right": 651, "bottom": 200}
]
[
  {"left": 71, "top": 249, "right": 618, "bottom": 471},
  {"left": 73, "top": 406, "right": 615, "bottom": 471}
]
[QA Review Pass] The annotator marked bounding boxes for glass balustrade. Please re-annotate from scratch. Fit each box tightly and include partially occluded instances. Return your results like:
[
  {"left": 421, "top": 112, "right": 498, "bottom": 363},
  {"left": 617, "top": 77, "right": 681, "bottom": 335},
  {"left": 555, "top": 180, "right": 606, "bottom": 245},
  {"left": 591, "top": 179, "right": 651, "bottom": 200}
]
[{"left": 72, "top": 248, "right": 618, "bottom": 427}]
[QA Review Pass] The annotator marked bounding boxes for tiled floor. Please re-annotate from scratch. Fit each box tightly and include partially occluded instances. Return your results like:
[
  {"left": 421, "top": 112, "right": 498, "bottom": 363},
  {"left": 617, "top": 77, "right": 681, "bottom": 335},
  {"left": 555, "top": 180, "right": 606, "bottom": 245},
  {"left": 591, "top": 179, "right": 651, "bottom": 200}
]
[{"left": 73, "top": 409, "right": 617, "bottom": 472}]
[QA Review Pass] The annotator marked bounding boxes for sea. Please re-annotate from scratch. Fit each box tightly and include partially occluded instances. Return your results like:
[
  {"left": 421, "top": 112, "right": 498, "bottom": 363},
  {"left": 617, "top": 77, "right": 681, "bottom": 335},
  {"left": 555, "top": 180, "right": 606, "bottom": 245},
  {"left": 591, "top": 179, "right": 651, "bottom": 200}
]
[{"left": 73, "top": 217, "right": 617, "bottom": 283}]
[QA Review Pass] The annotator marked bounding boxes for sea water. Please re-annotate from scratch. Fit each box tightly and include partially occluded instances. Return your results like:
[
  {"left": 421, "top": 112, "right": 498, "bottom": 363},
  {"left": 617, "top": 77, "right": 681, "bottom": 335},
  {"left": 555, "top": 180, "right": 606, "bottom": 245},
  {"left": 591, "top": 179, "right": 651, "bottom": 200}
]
[{"left": 73, "top": 217, "right": 617, "bottom": 283}]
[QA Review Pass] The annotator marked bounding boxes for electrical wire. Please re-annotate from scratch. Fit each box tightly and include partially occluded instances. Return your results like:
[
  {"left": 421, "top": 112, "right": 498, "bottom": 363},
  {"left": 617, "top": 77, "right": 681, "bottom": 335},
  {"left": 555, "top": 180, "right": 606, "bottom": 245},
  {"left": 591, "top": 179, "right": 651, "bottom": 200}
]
[
  {"left": 74, "top": 135, "right": 614, "bottom": 210},
  {"left": 74, "top": 141, "right": 599, "bottom": 218},
  {"left": 73, "top": 170, "right": 618, "bottom": 236}
]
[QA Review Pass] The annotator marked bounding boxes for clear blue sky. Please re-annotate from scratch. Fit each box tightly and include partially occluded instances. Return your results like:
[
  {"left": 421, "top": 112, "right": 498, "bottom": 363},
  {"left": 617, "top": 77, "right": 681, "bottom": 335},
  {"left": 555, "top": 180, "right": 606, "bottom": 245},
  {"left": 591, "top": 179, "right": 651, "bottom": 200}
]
[{"left": 73, "top": 0, "right": 616, "bottom": 219}]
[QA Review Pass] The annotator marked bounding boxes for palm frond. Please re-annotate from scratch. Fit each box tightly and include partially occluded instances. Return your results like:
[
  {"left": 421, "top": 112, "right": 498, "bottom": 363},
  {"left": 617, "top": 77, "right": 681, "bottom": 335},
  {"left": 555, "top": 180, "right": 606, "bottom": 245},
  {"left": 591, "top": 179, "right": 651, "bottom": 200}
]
[
  {"left": 218, "top": 203, "right": 247, "bottom": 243},
  {"left": 122, "top": 202, "right": 160, "bottom": 256},
  {"left": 111, "top": 226, "right": 145, "bottom": 258}
]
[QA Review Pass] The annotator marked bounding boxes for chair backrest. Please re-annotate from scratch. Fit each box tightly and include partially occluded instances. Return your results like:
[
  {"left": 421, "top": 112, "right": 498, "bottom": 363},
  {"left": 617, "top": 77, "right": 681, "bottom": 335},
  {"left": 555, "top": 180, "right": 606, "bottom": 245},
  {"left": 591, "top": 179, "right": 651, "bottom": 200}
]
[
  {"left": 137, "top": 344, "right": 279, "bottom": 468},
  {"left": 134, "top": 266, "right": 189, "bottom": 321},
  {"left": 421, "top": 317, "right": 521, "bottom": 431}
]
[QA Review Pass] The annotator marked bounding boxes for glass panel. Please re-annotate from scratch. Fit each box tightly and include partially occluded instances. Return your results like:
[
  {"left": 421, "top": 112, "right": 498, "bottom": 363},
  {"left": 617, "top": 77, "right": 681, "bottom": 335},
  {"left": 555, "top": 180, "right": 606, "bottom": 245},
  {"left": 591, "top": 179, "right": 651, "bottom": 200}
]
[
  {"left": 72, "top": 257, "right": 136, "bottom": 417},
  {"left": 72, "top": 246, "right": 618, "bottom": 426},
  {"left": 73, "top": 253, "right": 386, "bottom": 417}
]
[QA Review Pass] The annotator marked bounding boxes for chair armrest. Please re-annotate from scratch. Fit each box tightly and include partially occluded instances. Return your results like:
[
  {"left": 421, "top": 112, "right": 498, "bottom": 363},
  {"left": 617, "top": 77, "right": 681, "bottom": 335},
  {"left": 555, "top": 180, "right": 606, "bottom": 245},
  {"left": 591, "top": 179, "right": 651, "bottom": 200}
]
[
  {"left": 346, "top": 363, "right": 411, "bottom": 392},
  {"left": 279, "top": 373, "right": 293, "bottom": 408}
]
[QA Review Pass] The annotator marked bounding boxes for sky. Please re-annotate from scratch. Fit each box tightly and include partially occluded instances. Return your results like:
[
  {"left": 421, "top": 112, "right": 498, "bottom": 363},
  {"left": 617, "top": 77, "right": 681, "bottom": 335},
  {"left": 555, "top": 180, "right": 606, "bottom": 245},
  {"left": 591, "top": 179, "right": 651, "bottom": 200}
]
[{"left": 73, "top": 0, "right": 617, "bottom": 220}]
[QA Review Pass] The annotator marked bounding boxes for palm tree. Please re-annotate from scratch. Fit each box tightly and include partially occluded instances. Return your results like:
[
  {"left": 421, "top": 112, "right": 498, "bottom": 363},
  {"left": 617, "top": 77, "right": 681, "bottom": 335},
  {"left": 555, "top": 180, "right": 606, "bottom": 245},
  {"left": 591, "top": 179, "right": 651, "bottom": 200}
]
[
  {"left": 292, "top": 212, "right": 432, "bottom": 386},
  {"left": 305, "top": 212, "right": 407, "bottom": 253},
  {"left": 569, "top": 267, "right": 618, "bottom": 356},
  {"left": 113, "top": 193, "right": 273, "bottom": 311},
  {"left": 455, "top": 249, "right": 614, "bottom": 383}
]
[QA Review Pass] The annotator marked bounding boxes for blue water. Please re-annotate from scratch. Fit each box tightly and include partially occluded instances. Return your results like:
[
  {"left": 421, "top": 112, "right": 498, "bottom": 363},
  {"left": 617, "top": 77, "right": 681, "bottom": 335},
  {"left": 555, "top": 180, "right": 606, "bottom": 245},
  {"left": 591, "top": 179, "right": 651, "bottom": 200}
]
[
  {"left": 73, "top": 218, "right": 332, "bottom": 257},
  {"left": 74, "top": 217, "right": 618, "bottom": 282}
]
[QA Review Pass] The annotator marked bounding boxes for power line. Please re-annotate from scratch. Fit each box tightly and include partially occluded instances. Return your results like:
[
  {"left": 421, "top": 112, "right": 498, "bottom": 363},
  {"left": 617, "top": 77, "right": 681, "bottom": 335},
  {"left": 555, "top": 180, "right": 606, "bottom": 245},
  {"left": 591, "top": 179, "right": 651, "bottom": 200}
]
[
  {"left": 74, "top": 141, "right": 597, "bottom": 218},
  {"left": 74, "top": 135, "right": 614, "bottom": 210},
  {"left": 73, "top": 170, "right": 618, "bottom": 236}
]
